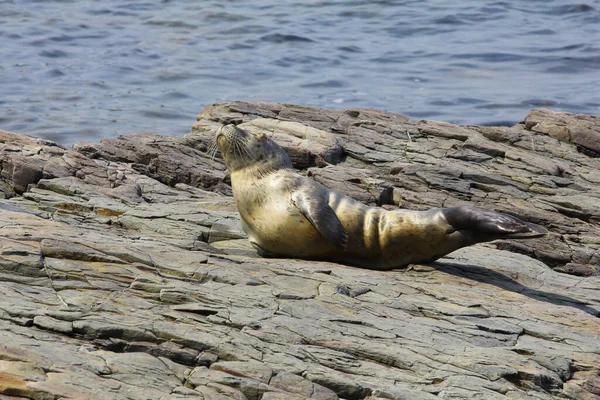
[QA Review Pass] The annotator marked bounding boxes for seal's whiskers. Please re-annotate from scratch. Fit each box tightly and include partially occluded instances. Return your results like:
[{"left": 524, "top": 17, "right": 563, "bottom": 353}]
[
  {"left": 233, "top": 137, "right": 256, "bottom": 162},
  {"left": 206, "top": 139, "right": 220, "bottom": 162}
]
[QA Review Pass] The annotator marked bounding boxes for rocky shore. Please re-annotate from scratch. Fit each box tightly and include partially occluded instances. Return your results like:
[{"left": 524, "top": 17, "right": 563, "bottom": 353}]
[{"left": 0, "top": 102, "right": 598, "bottom": 399}]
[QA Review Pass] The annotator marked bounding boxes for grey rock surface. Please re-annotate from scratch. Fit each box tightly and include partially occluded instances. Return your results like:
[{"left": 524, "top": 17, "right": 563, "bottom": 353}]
[{"left": 0, "top": 102, "right": 598, "bottom": 399}]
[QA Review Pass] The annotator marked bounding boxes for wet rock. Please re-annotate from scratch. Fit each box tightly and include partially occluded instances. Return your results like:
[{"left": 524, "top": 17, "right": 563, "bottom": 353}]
[{"left": 0, "top": 102, "right": 598, "bottom": 399}]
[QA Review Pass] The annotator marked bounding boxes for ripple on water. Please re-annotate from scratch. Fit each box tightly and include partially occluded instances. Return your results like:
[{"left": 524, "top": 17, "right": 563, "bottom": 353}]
[
  {"left": 552, "top": 4, "right": 596, "bottom": 14},
  {"left": 160, "top": 91, "right": 190, "bottom": 101},
  {"left": 260, "top": 33, "right": 314, "bottom": 43},
  {"left": 154, "top": 70, "right": 198, "bottom": 82},
  {"left": 520, "top": 99, "right": 559, "bottom": 107},
  {"left": 338, "top": 10, "right": 380, "bottom": 18},
  {"left": 434, "top": 15, "right": 468, "bottom": 25},
  {"left": 204, "top": 12, "right": 246, "bottom": 22},
  {"left": 544, "top": 55, "right": 600, "bottom": 73},
  {"left": 219, "top": 25, "right": 270, "bottom": 35},
  {"left": 46, "top": 68, "right": 65, "bottom": 77},
  {"left": 337, "top": 45, "right": 363, "bottom": 53},
  {"left": 87, "top": 8, "right": 137, "bottom": 17},
  {"left": 300, "top": 80, "right": 346, "bottom": 89},
  {"left": 451, "top": 53, "right": 527, "bottom": 63},
  {"left": 271, "top": 55, "right": 330, "bottom": 67},
  {"left": 139, "top": 108, "right": 190, "bottom": 120},
  {"left": 144, "top": 20, "right": 199, "bottom": 29},
  {"left": 430, "top": 97, "right": 485, "bottom": 107},
  {"left": 527, "top": 29, "right": 556, "bottom": 35},
  {"left": 38, "top": 49, "right": 69, "bottom": 58},
  {"left": 228, "top": 43, "right": 256, "bottom": 50},
  {"left": 475, "top": 103, "right": 523, "bottom": 110},
  {"left": 384, "top": 25, "right": 438, "bottom": 38},
  {"left": 371, "top": 52, "right": 410, "bottom": 64}
]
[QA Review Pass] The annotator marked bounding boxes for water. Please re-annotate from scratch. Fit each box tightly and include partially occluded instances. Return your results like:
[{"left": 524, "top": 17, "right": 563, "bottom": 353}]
[{"left": 1, "top": 0, "right": 599, "bottom": 147}]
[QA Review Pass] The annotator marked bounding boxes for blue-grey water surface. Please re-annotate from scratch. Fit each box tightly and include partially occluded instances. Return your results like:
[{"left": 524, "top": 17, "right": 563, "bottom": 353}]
[{"left": 1, "top": 0, "right": 599, "bottom": 146}]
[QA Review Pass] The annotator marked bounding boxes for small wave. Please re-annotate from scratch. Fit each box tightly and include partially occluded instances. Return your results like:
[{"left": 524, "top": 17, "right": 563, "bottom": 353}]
[
  {"left": 338, "top": 45, "right": 363, "bottom": 53},
  {"left": 220, "top": 25, "right": 270, "bottom": 35},
  {"left": 451, "top": 53, "right": 525, "bottom": 62},
  {"left": 406, "top": 111, "right": 445, "bottom": 119},
  {"left": 479, "top": 120, "right": 518, "bottom": 127},
  {"left": 457, "top": 97, "right": 486, "bottom": 105},
  {"left": 430, "top": 100, "right": 455, "bottom": 106},
  {"left": 46, "top": 68, "right": 65, "bottom": 77},
  {"left": 261, "top": 33, "right": 314, "bottom": 43},
  {"left": 144, "top": 20, "right": 198, "bottom": 29},
  {"left": 204, "top": 12, "right": 246, "bottom": 22},
  {"left": 300, "top": 80, "right": 345, "bottom": 88},
  {"left": 154, "top": 71, "right": 197, "bottom": 82},
  {"left": 338, "top": 10, "right": 380, "bottom": 18},
  {"left": 228, "top": 43, "right": 256, "bottom": 50},
  {"left": 39, "top": 49, "right": 69, "bottom": 58},
  {"left": 371, "top": 52, "right": 409, "bottom": 64},
  {"left": 87, "top": 8, "right": 136, "bottom": 17},
  {"left": 384, "top": 26, "right": 438, "bottom": 38},
  {"left": 271, "top": 55, "right": 328, "bottom": 67},
  {"left": 520, "top": 99, "right": 559, "bottom": 107},
  {"left": 430, "top": 97, "right": 485, "bottom": 107},
  {"left": 532, "top": 43, "right": 586, "bottom": 53},
  {"left": 139, "top": 108, "right": 189, "bottom": 120},
  {"left": 434, "top": 15, "right": 467, "bottom": 25},
  {"left": 475, "top": 103, "right": 522, "bottom": 110},
  {"left": 527, "top": 29, "right": 556, "bottom": 35},
  {"left": 160, "top": 91, "right": 190, "bottom": 100},
  {"left": 552, "top": 4, "right": 595, "bottom": 14},
  {"left": 544, "top": 55, "right": 600, "bottom": 73}
]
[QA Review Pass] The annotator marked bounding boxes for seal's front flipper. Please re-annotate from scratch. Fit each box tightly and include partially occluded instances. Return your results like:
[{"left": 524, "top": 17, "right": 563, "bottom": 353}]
[
  {"left": 292, "top": 191, "right": 348, "bottom": 249},
  {"left": 443, "top": 206, "right": 547, "bottom": 239}
]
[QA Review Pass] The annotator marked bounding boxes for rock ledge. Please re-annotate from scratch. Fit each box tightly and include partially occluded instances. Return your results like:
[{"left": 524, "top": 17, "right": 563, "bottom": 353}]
[{"left": 0, "top": 102, "right": 598, "bottom": 399}]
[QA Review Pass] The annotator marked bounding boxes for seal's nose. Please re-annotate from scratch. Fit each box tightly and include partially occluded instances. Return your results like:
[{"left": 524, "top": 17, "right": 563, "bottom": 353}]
[
  {"left": 216, "top": 124, "right": 237, "bottom": 139},
  {"left": 222, "top": 124, "right": 237, "bottom": 135}
]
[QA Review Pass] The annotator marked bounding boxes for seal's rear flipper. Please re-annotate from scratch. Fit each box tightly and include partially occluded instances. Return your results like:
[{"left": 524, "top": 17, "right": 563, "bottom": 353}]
[
  {"left": 443, "top": 206, "right": 547, "bottom": 239},
  {"left": 292, "top": 191, "right": 348, "bottom": 249}
]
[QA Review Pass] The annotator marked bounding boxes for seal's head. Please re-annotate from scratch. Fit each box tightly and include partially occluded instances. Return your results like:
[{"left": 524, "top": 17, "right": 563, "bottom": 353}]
[{"left": 215, "top": 124, "right": 293, "bottom": 174}]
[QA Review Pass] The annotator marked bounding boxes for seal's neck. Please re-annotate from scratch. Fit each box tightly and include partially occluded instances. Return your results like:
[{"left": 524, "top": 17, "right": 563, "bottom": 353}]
[{"left": 237, "top": 163, "right": 291, "bottom": 180}]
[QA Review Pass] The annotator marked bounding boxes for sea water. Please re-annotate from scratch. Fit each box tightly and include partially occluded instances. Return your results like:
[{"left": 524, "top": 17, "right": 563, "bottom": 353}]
[{"left": 1, "top": 0, "right": 599, "bottom": 146}]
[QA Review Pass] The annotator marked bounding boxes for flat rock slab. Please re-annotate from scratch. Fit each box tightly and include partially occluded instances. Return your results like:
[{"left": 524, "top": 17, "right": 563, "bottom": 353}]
[{"left": 0, "top": 102, "right": 599, "bottom": 399}]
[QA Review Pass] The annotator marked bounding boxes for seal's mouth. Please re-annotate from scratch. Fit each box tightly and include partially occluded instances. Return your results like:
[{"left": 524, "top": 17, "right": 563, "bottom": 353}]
[{"left": 215, "top": 124, "right": 232, "bottom": 146}]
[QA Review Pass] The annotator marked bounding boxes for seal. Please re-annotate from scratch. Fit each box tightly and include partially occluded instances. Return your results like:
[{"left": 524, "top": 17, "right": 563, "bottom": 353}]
[{"left": 215, "top": 124, "right": 547, "bottom": 270}]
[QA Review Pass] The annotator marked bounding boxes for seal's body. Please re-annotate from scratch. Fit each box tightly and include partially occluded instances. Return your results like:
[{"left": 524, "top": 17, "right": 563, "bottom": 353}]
[{"left": 216, "top": 125, "right": 547, "bottom": 270}]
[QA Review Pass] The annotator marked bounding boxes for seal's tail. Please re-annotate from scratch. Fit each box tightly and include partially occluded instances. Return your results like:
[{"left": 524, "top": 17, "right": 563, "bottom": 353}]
[{"left": 443, "top": 206, "right": 547, "bottom": 240}]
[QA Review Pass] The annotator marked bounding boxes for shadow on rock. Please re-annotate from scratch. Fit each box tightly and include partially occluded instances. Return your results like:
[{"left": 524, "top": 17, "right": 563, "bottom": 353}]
[{"left": 432, "top": 261, "right": 600, "bottom": 317}]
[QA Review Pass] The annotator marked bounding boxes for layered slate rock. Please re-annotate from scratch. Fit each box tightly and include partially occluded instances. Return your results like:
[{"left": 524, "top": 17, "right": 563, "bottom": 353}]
[
  {"left": 0, "top": 103, "right": 598, "bottom": 399},
  {"left": 195, "top": 103, "right": 600, "bottom": 274}
]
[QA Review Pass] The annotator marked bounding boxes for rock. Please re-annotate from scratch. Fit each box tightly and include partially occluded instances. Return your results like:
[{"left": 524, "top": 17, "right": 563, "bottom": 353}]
[
  {"left": 524, "top": 108, "right": 600, "bottom": 156},
  {"left": 210, "top": 361, "right": 273, "bottom": 384},
  {"left": 269, "top": 372, "right": 338, "bottom": 400},
  {"left": 239, "top": 118, "right": 343, "bottom": 168},
  {"left": 0, "top": 102, "right": 598, "bottom": 399}
]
